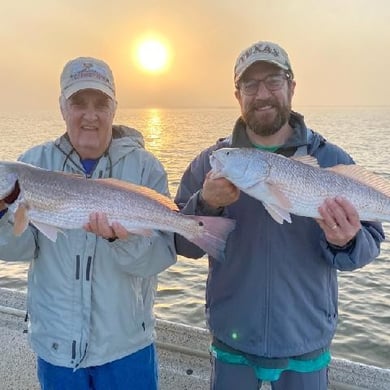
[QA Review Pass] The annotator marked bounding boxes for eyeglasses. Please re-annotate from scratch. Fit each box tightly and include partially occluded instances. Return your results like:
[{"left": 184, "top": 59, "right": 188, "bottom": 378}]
[{"left": 238, "top": 73, "right": 291, "bottom": 96}]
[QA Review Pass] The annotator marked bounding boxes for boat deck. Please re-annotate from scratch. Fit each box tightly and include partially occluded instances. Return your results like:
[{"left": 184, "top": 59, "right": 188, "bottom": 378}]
[{"left": 1, "top": 288, "right": 389, "bottom": 390}]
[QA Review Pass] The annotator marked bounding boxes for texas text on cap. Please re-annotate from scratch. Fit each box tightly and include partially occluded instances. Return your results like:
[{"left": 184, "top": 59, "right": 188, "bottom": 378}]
[
  {"left": 234, "top": 41, "right": 293, "bottom": 84},
  {"left": 60, "top": 57, "right": 116, "bottom": 100}
]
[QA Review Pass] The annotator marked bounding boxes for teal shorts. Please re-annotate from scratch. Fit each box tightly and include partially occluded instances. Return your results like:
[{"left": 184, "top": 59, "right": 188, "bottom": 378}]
[
  {"left": 210, "top": 344, "right": 331, "bottom": 382},
  {"left": 210, "top": 354, "right": 329, "bottom": 390}
]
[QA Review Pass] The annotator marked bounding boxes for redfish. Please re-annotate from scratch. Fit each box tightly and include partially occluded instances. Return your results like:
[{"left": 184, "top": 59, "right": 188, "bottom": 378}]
[
  {"left": 210, "top": 147, "right": 390, "bottom": 224},
  {"left": 0, "top": 161, "right": 235, "bottom": 260}
]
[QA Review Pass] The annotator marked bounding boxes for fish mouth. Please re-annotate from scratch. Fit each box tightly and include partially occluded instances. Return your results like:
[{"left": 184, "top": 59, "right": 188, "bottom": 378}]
[
  {"left": 209, "top": 153, "right": 221, "bottom": 168},
  {"left": 0, "top": 173, "right": 18, "bottom": 199},
  {"left": 209, "top": 154, "right": 224, "bottom": 179}
]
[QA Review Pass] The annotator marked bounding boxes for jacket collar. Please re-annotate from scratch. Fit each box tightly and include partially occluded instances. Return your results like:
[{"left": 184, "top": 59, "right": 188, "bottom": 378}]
[
  {"left": 53, "top": 125, "right": 145, "bottom": 175},
  {"left": 231, "top": 111, "right": 310, "bottom": 157}
]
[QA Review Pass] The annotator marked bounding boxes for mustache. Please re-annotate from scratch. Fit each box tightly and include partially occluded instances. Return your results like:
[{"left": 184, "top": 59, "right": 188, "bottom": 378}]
[
  {"left": 244, "top": 99, "right": 279, "bottom": 115},
  {"left": 244, "top": 99, "right": 280, "bottom": 116}
]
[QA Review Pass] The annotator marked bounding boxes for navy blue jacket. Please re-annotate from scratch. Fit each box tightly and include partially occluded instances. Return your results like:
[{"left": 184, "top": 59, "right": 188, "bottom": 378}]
[{"left": 174, "top": 112, "right": 384, "bottom": 358}]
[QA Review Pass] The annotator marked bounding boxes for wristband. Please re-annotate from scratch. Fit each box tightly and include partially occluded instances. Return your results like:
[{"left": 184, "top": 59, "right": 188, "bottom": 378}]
[{"left": 328, "top": 237, "right": 355, "bottom": 251}]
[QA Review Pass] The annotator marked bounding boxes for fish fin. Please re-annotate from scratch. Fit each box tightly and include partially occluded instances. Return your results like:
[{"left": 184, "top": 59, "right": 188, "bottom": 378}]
[
  {"left": 267, "top": 183, "right": 292, "bottom": 209},
  {"left": 327, "top": 164, "right": 390, "bottom": 197},
  {"left": 245, "top": 182, "right": 292, "bottom": 219},
  {"left": 127, "top": 228, "right": 154, "bottom": 237},
  {"left": 62, "top": 172, "right": 85, "bottom": 179},
  {"left": 263, "top": 202, "right": 292, "bottom": 224},
  {"left": 291, "top": 155, "right": 320, "bottom": 168},
  {"left": 183, "top": 215, "right": 236, "bottom": 261},
  {"left": 30, "top": 220, "right": 64, "bottom": 242},
  {"left": 96, "top": 178, "right": 178, "bottom": 211},
  {"left": 13, "top": 204, "right": 29, "bottom": 236}
]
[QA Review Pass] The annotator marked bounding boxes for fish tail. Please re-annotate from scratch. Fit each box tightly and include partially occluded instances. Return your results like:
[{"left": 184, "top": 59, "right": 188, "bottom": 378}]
[{"left": 187, "top": 215, "right": 236, "bottom": 260}]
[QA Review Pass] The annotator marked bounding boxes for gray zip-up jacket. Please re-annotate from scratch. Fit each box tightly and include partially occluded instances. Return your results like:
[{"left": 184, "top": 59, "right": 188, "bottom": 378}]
[
  {"left": 174, "top": 112, "right": 384, "bottom": 358},
  {"left": 0, "top": 125, "right": 176, "bottom": 368}
]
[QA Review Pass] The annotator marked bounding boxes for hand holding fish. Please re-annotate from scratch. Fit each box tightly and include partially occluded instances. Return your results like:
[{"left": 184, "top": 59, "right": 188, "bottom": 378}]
[
  {"left": 317, "top": 197, "right": 361, "bottom": 248},
  {"left": 84, "top": 212, "right": 129, "bottom": 241},
  {"left": 202, "top": 171, "right": 240, "bottom": 208}
]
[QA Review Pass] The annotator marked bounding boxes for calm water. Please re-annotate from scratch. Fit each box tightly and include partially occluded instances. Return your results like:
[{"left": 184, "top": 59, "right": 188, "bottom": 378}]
[{"left": 0, "top": 106, "right": 389, "bottom": 368}]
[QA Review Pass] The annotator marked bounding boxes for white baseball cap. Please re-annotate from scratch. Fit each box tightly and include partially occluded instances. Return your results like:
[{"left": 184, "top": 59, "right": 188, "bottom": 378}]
[{"left": 60, "top": 57, "right": 116, "bottom": 100}]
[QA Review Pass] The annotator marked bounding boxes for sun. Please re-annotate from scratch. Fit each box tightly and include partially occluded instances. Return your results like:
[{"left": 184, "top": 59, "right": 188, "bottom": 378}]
[{"left": 136, "top": 39, "right": 170, "bottom": 73}]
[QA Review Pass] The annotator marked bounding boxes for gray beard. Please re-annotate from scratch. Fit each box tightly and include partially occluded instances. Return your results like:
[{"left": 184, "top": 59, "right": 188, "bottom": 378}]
[{"left": 243, "top": 104, "right": 291, "bottom": 137}]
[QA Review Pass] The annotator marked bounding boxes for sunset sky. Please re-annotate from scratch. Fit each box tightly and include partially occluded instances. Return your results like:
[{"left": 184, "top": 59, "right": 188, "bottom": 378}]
[{"left": 1, "top": 0, "right": 389, "bottom": 110}]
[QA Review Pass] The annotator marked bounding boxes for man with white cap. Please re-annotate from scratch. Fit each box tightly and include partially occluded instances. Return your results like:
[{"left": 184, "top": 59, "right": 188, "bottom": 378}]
[
  {"left": 0, "top": 57, "right": 176, "bottom": 389},
  {"left": 174, "top": 41, "right": 384, "bottom": 389}
]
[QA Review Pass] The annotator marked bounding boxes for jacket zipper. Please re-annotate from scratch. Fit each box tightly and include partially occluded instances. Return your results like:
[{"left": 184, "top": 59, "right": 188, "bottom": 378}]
[
  {"left": 86, "top": 256, "right": 92, "bottom": 281},
  {"left": 263, "top": 220, "right": 271, "bottom": 356},
  {"left": 75, "top": 255, "right": 81, "bottom": 280}
]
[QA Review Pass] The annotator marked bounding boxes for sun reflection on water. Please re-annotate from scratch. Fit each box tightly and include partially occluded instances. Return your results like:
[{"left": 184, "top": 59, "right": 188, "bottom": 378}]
[{"left": 144, "top": 109, "right": 163, "bottom": 153}]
